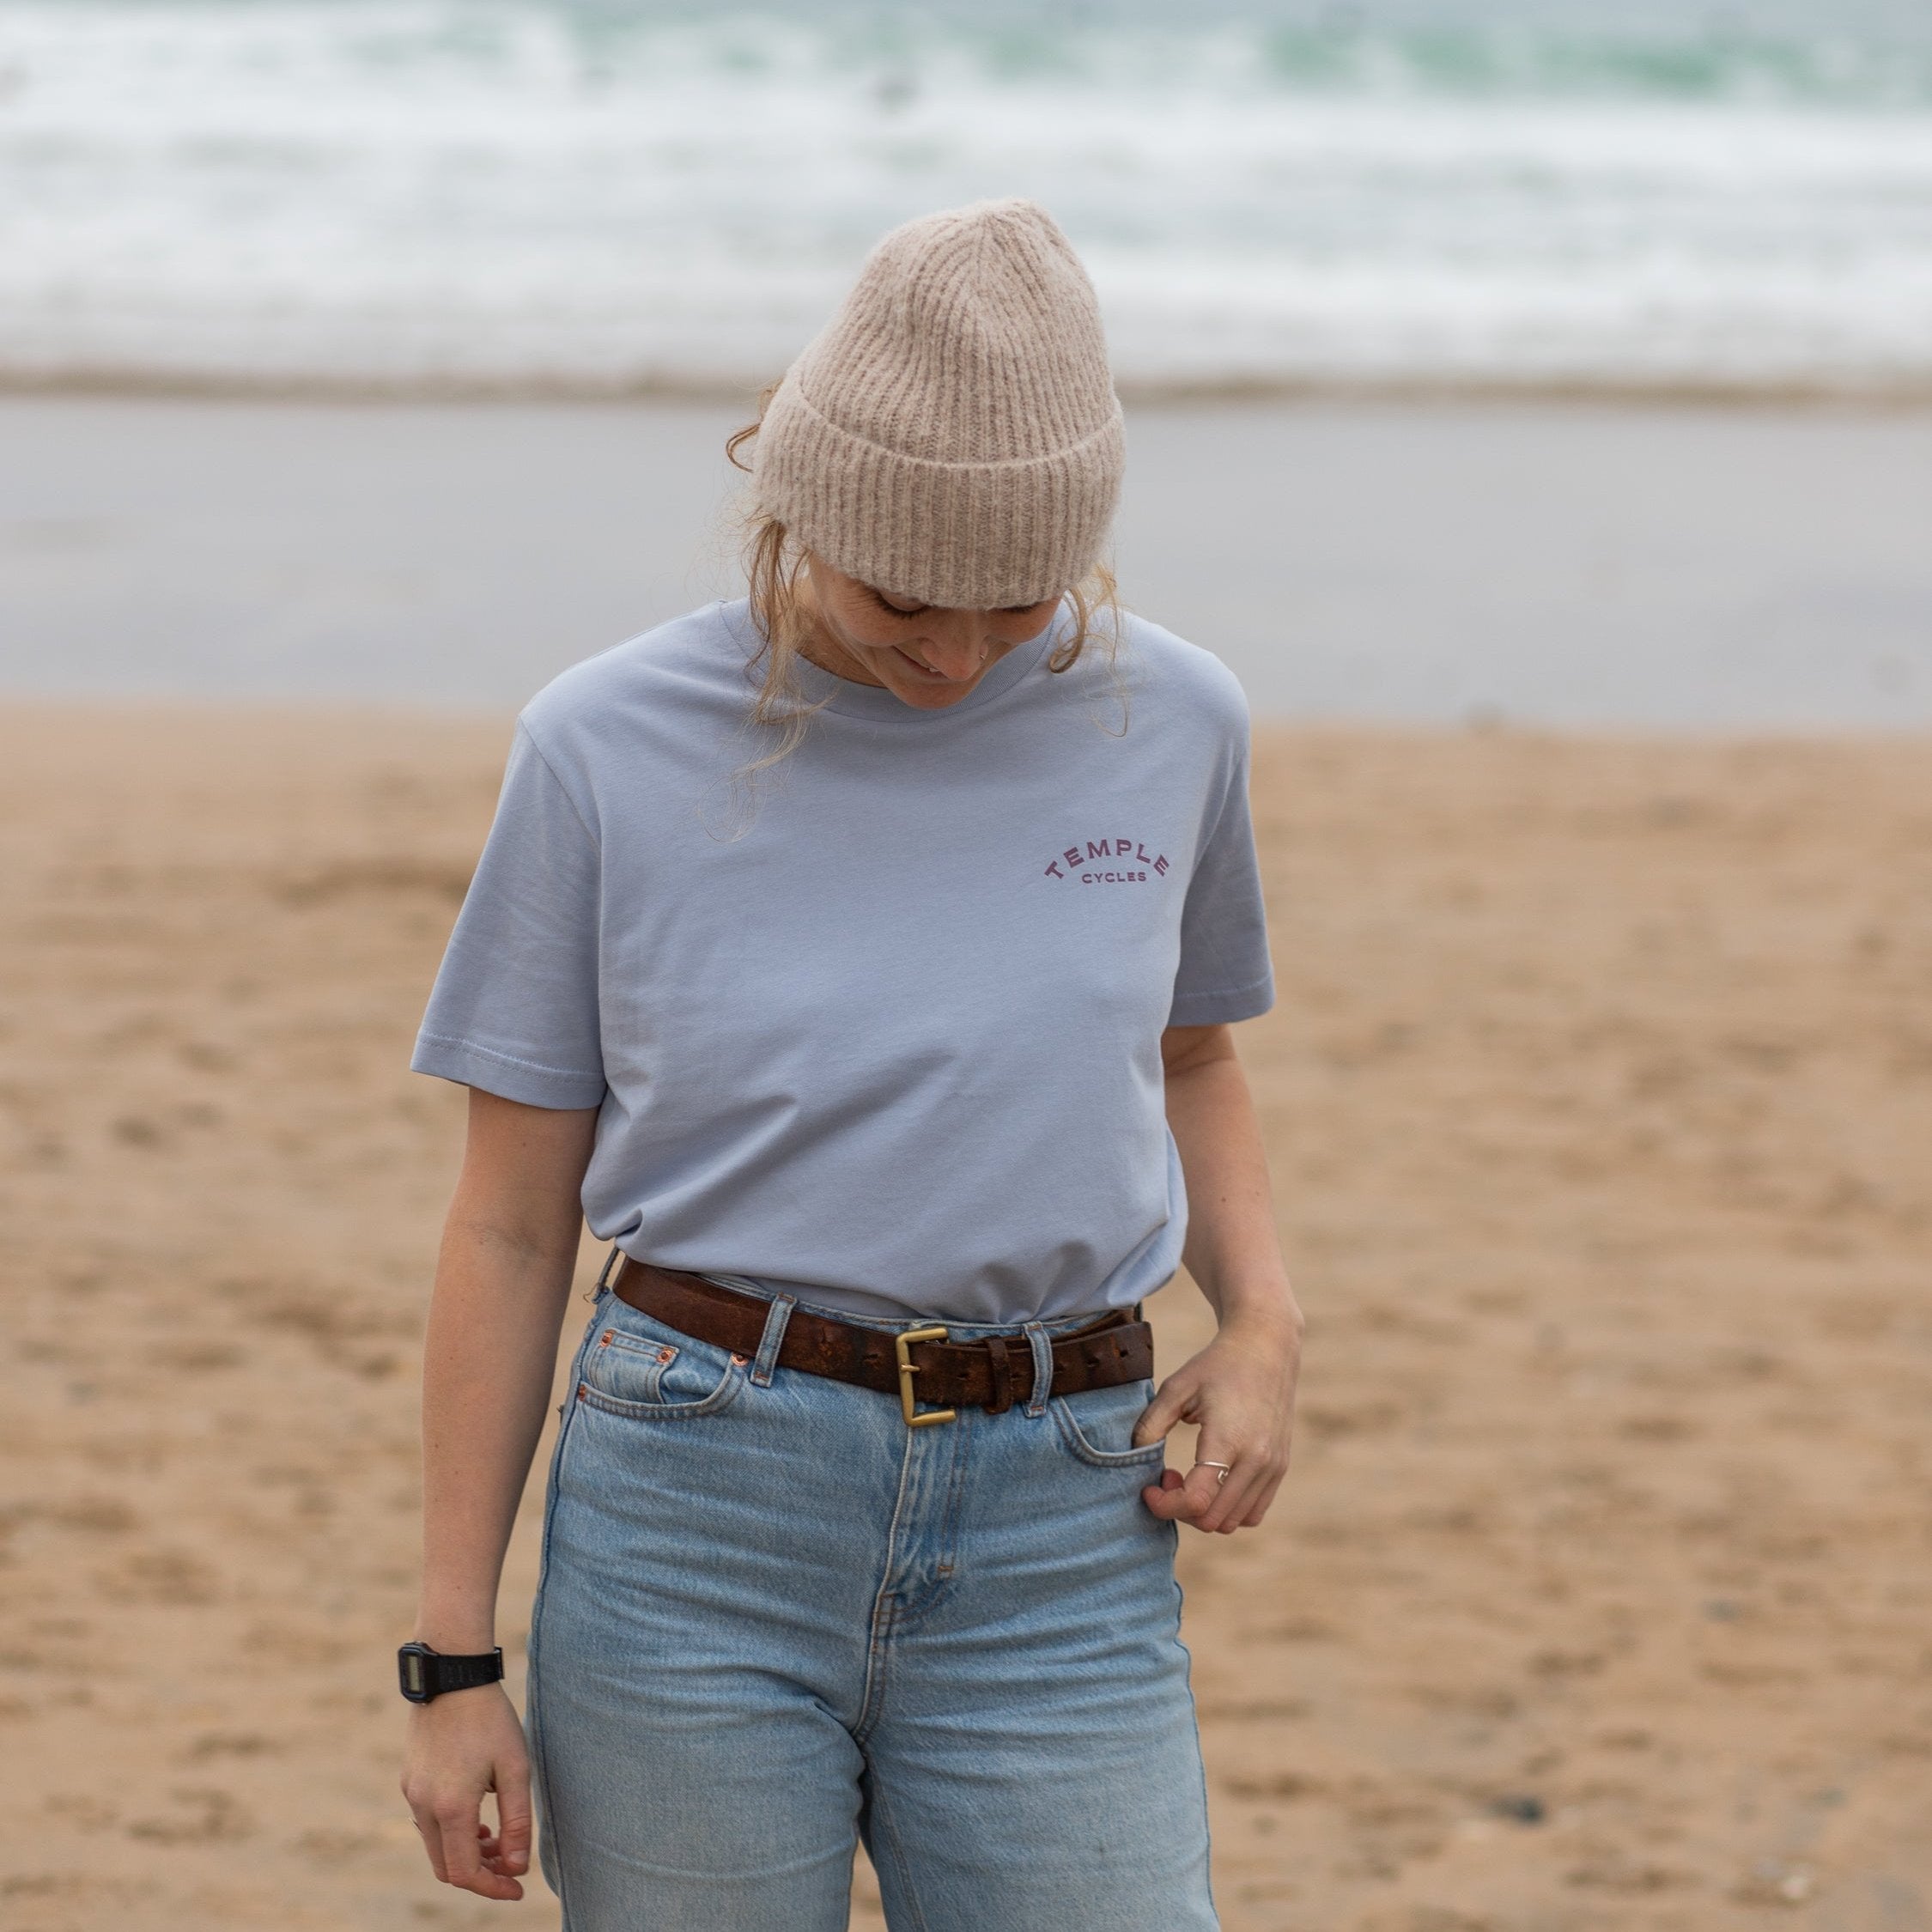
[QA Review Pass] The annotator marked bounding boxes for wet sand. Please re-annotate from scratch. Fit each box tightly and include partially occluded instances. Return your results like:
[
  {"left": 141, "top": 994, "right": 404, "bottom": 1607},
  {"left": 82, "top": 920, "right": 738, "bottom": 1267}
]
[
  {"left": 6, "top": 393, "right": 1932, "bottom": 726},
  {"left": 2, "top": 707, "right": 1929, "bottom": 1931}
]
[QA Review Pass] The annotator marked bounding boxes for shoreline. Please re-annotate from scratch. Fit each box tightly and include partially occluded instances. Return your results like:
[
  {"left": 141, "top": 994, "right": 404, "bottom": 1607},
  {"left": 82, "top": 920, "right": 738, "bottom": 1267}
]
[{"left": 7, "top": 368, "right": 1932, "bottom": 415}]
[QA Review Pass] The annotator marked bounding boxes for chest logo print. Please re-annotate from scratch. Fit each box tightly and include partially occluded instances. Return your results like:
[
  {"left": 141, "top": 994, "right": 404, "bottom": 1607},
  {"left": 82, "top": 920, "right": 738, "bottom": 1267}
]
[{"left": 1044, "top": 836, "right": 1170, "bottom": 884}]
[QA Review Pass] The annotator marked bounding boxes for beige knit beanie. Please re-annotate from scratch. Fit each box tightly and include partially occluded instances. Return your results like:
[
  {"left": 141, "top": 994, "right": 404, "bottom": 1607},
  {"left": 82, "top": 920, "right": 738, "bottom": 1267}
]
[{"left": 751, "top": 198, "right": 1125, "bottom": 611}]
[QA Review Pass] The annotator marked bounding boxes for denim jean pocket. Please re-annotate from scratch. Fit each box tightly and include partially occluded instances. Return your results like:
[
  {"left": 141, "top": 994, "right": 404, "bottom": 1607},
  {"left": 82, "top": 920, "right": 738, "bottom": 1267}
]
[
  {"left": 1051, "top": 1378, "right": 1166, "bottom": 1468},
  {"left": 576, "top": 1302, "right": 747, "bottom": 1419}
]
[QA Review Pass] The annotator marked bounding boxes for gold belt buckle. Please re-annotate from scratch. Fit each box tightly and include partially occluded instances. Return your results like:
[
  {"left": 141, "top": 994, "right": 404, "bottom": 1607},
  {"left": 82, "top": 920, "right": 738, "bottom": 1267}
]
[{"left": 895, "top": 1325, "right": 957, "bottom": 1429}]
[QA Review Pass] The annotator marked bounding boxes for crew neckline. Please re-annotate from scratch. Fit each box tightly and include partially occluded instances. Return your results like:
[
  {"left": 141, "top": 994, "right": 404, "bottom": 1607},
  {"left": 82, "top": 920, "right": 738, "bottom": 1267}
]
[{"left": 759, "top": 601, "right": 1064, "bottom": 725}]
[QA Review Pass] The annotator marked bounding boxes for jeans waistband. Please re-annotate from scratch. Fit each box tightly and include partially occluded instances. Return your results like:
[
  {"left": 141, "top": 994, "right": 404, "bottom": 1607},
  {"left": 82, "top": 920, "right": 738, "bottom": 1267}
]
[{"left": 683, "top": 1268, "right": 1127, "bottom": 1343}]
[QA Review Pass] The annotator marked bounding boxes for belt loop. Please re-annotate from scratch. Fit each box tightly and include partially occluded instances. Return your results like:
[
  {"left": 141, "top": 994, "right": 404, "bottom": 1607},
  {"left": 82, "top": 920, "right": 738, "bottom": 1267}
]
[
  {"left": 589, "top": 1242, "right": 623, "bottom": 1303},
  {"left": 1022, "top": 1321, "right": 1054, "bottom": 1418},
  {"left": 750, "top": 1294, "right": 795, "bottom": 1388},
  {"left": 985, "top": 1336, "right": 1013, "bottom": 1416}
]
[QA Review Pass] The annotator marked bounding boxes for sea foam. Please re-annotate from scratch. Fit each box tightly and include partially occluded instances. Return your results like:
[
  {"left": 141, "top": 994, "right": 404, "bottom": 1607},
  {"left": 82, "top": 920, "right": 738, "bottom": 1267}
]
[{"left": 2, "top": 0, "right": 1929, "bottom": 397}]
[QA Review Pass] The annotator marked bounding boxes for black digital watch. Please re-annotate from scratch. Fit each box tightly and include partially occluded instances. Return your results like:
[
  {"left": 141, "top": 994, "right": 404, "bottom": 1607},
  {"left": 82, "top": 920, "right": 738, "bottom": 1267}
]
[{"left": 397, "top": 1642, "right": 504, "bottom": 1704}]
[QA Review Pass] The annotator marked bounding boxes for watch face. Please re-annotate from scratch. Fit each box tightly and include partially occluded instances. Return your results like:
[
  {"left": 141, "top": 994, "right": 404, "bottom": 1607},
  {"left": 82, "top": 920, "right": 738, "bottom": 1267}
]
[{"left": 398, "top": 1647, "right": 430, "bottom": 1701}]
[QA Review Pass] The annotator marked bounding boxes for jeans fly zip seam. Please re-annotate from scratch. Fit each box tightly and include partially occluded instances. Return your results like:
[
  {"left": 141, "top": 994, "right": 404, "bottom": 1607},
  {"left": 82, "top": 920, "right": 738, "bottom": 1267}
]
[
  {"left": 854, "top": 1413, "right": 923, "bottom": 1742},
  {"left": 883, "top": 1408, "right": 972, "bottom": 1627}
]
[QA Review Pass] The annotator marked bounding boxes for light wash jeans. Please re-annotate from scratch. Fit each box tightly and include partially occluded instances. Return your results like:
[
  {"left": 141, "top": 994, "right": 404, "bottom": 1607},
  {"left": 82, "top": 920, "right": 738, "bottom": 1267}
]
[{"left": 526, "top": 1279, "right": 1218, "bottom": 1931}]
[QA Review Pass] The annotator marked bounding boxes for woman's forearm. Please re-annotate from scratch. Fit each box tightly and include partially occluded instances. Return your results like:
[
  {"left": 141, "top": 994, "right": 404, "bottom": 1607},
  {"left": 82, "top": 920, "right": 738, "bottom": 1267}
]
[
  {"left": 1141, "top": 1024, "right": 1302, "bottom": 1529},
  {"left": 416, "top": 1092, "right": 598, "bottom": 1651},
  {"left": 1163, "top": 1032, "right": 1300, "bottom": 1334},
  {"left": 416, "top": 1222, "right": 578, "bottom": 1649}
]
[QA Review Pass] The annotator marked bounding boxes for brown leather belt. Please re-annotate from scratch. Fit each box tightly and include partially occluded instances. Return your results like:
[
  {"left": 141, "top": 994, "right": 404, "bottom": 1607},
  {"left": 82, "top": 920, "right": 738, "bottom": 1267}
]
[{"left": 608, "top": 1258, "right": 1153, "bottom": 1426}]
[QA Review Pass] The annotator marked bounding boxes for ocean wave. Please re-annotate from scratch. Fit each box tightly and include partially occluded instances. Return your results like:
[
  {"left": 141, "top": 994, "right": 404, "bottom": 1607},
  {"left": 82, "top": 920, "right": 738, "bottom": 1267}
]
[{"left": 3, "top": 1, "right": 1930, "bottom": 395}]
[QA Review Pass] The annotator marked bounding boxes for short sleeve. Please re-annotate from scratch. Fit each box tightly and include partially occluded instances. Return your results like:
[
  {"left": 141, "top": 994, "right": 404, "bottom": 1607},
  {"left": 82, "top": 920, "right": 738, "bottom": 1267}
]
[
  {"left": 410, "top": 722, "right": 608, "bottom": 1109},
  {"left": 1167, "top": 727, "right": 1275, "bottom": 1028}
]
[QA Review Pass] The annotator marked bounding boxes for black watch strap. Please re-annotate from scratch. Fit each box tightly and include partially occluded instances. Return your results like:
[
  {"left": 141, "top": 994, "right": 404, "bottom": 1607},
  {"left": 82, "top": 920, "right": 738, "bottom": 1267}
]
[{"left": 398, "top": 1642, "right": 504, "bottom": 1704}]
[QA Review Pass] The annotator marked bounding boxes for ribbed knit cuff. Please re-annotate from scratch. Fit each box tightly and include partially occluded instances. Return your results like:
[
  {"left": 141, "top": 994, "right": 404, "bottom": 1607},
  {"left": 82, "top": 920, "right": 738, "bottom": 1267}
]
[{"left": 756, "top": 376, "right": 1123, "bottom": 609}]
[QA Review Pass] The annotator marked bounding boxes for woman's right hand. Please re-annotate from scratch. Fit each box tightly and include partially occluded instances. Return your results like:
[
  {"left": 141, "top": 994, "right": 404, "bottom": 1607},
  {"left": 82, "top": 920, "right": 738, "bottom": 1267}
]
[{"left": 401, "top": 1683, "right": 533, "bottom": 1901}]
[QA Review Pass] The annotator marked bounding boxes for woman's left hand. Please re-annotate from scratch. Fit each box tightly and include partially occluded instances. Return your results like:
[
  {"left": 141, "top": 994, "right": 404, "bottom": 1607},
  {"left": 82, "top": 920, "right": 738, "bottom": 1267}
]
[{"left": 1133, "top": 1308, "right": 1302, "bottom": 1534}]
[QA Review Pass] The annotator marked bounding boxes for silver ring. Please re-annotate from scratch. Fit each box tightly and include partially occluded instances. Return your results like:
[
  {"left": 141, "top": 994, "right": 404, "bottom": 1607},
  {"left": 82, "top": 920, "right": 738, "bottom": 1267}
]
[{"left": 1198, "top": 1459, "right": 1233, "bottom": 1484}]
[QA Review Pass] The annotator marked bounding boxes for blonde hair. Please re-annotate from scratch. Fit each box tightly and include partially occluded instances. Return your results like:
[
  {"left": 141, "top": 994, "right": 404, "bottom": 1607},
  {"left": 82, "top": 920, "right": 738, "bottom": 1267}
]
[{"left": 726, "top": 392, "right": 1121, "bottom": 769}]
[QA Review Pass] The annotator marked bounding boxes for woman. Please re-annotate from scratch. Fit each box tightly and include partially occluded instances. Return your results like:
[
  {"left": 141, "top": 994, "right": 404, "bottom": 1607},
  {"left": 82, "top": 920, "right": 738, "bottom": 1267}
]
[{"left": 399, "top": 198, "right": 1302, "bottom": 1932}]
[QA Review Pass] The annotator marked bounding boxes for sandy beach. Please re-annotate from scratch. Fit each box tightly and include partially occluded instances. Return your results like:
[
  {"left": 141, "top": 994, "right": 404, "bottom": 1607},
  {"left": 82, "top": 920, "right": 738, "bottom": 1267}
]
[{"left": 3, "top": 702, "right": 1928, "bottom": 1931}]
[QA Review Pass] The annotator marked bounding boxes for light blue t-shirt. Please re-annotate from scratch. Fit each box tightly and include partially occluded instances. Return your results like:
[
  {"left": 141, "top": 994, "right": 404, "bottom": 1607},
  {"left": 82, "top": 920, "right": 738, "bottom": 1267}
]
[{"left": 412, "top": 598, "right": 1273, "bottom": 1324}]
